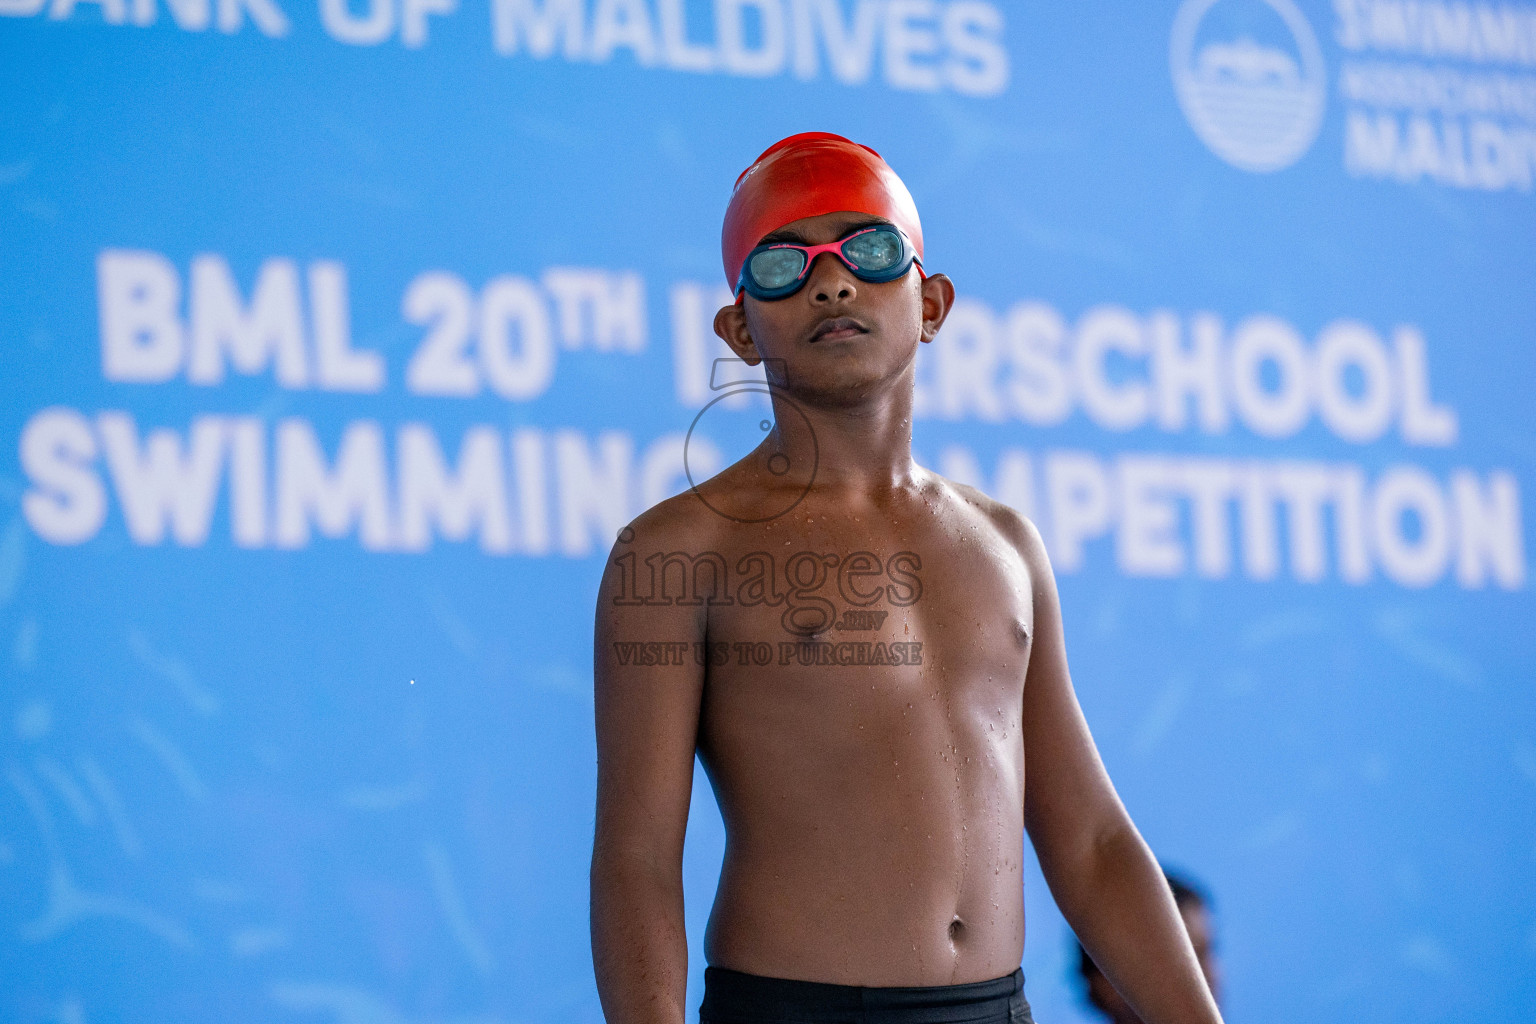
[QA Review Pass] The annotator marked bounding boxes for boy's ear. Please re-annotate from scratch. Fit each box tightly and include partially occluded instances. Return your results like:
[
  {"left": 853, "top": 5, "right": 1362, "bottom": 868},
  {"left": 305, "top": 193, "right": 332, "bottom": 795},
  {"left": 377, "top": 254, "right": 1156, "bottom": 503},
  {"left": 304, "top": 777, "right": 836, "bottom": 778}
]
[
  {"left": 714, "top": 301, "right": 762, "bottom": 365},
  {"left": 919, "top": 272, "right": 956, "bottom": 344}
]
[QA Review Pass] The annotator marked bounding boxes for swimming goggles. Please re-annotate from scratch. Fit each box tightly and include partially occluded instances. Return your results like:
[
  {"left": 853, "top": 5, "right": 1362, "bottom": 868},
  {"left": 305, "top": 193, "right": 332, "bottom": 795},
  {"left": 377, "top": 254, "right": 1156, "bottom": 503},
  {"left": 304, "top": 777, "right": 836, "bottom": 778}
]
[{"left": 735, "top": 223, "right": 924, "bottom": 302}]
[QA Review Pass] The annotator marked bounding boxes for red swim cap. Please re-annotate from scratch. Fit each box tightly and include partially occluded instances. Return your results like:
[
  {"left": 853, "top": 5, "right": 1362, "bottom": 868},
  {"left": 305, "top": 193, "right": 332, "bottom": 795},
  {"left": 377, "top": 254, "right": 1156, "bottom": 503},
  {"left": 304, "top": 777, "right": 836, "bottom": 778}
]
[{"left": 721, "top": 132, "right": 924, "bottom": 289}]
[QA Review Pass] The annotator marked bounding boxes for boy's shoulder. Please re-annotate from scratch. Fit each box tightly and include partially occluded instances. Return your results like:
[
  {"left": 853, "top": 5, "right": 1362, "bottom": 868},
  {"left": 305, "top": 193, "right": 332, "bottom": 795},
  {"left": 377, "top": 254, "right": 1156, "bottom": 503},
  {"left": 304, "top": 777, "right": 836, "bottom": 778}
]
[
  {"left": 612, "top": 487, "right": 731, "bottom": 557},
  {"left": 921, "top": 467, "right": 1051, "bottom": 572}
]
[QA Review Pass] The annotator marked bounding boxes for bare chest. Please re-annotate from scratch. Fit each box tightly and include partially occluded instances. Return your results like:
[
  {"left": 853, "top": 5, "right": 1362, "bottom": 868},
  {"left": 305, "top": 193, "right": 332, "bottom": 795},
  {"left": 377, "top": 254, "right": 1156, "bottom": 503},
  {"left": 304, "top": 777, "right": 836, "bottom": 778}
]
[{"left": 615, "top": 520, "right": 1034, "bottom": 715}]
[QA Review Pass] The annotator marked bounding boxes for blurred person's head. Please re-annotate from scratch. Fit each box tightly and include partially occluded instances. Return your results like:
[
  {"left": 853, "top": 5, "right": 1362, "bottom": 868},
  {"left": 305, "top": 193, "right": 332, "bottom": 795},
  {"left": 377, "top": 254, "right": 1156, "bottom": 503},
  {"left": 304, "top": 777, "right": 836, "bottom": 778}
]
[{"left": 1076, "top": 870, "right": 1221, "bottom": 1024}]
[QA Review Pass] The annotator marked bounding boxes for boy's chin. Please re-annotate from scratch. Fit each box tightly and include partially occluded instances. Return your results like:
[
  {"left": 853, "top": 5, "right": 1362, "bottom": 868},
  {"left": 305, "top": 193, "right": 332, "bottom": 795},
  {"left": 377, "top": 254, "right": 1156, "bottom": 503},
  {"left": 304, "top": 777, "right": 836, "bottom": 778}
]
[{"left": 786, "top": 366, "right": 906, "bottom": 405}]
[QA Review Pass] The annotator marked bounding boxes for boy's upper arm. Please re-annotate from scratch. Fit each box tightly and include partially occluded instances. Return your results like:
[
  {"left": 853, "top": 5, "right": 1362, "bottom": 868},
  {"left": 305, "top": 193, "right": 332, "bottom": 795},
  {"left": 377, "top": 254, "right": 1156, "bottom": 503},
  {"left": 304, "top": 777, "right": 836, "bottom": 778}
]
[
  {"left": 592, "top": 509, "right": 711, "bottom": 872},
  {"left": 1007, "top": 513, "right": 1128, "bottom": 870}
]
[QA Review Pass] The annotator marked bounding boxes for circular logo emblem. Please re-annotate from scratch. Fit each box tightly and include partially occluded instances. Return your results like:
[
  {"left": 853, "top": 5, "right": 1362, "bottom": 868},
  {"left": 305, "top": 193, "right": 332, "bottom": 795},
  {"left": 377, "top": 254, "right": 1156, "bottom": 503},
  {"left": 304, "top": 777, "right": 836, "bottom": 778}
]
[{"left": 1170, "top": 0, "right": 1326, "bottom": 173}]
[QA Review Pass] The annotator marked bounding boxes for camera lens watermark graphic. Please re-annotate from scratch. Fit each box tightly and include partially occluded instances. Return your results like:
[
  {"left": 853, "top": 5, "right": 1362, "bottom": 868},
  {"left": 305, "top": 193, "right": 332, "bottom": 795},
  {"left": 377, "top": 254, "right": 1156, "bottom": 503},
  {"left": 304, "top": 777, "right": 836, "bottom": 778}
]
[{"left": 683, "top": 358, "right": 819, "bottom": 523}]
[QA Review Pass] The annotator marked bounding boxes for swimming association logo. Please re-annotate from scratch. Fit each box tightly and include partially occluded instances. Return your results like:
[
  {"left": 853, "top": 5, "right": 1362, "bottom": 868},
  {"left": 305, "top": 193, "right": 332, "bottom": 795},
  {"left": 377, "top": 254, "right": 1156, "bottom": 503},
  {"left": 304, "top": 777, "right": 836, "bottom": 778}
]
[{"left": 1170, "top": 0, "right": 1326, "bottom": 173}]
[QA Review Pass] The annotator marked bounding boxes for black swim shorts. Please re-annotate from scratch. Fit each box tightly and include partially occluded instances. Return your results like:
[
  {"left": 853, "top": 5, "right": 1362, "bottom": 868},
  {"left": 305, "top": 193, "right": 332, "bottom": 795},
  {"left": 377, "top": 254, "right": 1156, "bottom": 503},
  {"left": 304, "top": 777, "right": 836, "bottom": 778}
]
[{"left": 699, "top": 965, "right": 1035, "bottom": 1024}]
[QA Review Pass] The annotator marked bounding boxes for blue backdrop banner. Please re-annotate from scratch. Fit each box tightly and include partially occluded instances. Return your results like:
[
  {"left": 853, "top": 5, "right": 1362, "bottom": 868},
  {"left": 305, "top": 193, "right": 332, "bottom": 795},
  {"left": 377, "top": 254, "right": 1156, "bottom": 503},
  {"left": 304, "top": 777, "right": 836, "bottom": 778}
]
[{"left": 2, "top": 1, "right": 1534, "bottom": 1022}]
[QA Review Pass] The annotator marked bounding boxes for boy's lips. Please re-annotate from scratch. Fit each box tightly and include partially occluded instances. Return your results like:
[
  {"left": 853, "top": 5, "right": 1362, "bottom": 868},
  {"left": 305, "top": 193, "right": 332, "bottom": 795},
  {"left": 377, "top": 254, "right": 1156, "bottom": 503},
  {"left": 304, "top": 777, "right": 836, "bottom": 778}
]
[{"left": 808, "top": 316, "right": 869, "bottom": 343}]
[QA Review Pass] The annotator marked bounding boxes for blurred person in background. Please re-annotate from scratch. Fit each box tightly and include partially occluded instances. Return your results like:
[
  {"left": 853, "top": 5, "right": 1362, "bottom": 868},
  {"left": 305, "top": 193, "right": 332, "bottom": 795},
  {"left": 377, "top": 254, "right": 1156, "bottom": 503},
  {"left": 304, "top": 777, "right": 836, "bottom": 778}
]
[{"left": 1077, "top": 870, "right": 1221, "bottom": 1024}]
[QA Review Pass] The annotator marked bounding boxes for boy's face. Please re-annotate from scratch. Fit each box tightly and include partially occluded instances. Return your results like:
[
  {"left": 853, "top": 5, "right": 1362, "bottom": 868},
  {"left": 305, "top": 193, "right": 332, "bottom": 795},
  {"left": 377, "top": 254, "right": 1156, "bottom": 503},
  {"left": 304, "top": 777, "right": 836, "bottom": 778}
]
[{"left": 713, "top": 210, "right": 953, "bottom": 405}]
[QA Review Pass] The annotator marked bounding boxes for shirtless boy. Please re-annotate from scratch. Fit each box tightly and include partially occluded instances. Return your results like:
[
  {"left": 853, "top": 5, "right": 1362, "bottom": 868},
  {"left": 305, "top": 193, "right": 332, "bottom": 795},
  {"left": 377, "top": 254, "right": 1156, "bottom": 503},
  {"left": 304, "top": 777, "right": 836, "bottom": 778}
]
[{"left": 590, "top": 133, "right": 1224, "bottom": 1024}]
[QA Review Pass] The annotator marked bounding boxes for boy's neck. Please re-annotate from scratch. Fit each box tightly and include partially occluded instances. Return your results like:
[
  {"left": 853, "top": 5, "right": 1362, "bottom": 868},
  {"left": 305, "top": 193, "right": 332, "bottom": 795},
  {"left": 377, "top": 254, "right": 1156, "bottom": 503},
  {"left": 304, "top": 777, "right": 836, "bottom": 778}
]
[{"left": 768, "top": 378, "right": 920, "bottom": 495}]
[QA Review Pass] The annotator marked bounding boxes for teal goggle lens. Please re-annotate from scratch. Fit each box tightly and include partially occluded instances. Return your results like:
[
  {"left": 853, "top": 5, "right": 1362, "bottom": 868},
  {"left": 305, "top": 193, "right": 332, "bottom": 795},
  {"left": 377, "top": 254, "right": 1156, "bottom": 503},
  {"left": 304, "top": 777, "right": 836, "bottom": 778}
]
[
  {"left": 748, "top": 247, "right": 808, "bottom": 290},
  {"left": 841, "top": 228, "right": 901, "bottom": 271}
]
